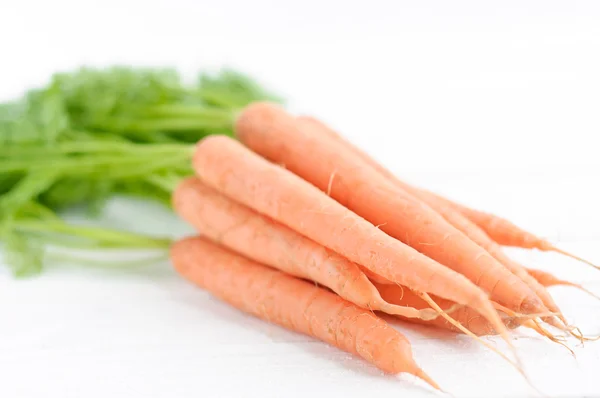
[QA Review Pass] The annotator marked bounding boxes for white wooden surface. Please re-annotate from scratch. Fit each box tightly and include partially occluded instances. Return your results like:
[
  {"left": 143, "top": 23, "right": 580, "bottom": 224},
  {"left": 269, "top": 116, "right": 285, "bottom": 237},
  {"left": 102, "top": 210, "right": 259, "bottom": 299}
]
[{"left": 2, "top": 1, "right": 600, "bottom": 396}]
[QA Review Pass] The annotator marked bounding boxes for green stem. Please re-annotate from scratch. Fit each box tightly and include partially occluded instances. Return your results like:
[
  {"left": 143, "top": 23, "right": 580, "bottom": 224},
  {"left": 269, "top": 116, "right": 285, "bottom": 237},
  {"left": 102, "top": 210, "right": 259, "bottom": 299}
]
[
  {"left": 45, "top": 251, "right": 170, "bottom": 268},
  {"left": 13, "top": 220, "right": 173, "bottom": 249},
  {"left": 0, "top": 148, "right": 193, "bottom": 174},
  {"left": 106, "top": 160, "right": 191, "bottom": 180},
  {"left": 21, "top": 233, "right": 137, "bottom": 250},
  {"left": 0, "top": 140, "right": 193, "bottom": 157},
  {"left": 145, "top": 174, "right": 184, "bottom": 194},
  {"left": 19, "top": 202, "right": 61, "bottom": 220}
]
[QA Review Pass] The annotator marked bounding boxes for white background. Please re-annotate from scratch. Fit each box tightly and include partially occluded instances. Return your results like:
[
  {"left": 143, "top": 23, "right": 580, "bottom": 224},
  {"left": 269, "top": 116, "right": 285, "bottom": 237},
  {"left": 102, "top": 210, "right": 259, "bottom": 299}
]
[{"left": 1, "top": 1, "right": 600, "bottom": 397}]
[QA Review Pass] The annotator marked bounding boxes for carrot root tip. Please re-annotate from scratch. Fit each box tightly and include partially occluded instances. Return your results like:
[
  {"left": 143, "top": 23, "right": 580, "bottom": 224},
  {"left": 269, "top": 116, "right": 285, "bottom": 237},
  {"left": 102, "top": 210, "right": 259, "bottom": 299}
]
[
  {"left": 571, "top": 285, "right": 600, "bottom": 302},
  {"left": 568, "top": 326, "right": 600, "bottom": 343},
  {"left": 418, "top": 292, "right": 525, "bottom": 379},
  {"left": 415, "top": 368, "right": 442, "bottom": 392},
  {"left": 526, "top": 319, "right": 576, "bottom": 356}
]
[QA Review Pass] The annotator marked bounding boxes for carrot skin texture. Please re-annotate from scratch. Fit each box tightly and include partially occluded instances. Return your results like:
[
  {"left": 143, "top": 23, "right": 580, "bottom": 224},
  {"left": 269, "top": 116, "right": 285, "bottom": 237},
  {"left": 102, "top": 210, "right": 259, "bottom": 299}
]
[
  {"left": 173, "top": 177, "right": 431, "bottom": 319},
  {"left": 299, "top": 115, "right": 596, "bottom": 272},
  {"left": 299, "top": 116, "right": 562, "bottom": 320},
  {"left": 235, "top": 103, "right": 543, "bottom": 315},
  {"left": 295, "top": 116, "right": 564, "bottom": 321},
  {"left": 416, "top": 198, "right": 563, "bottom": 317},
  {"left": 192, "top": 134, "right": 506, "bottom": 338},
  {"left": 306, "top": 114, "right": 545, "bottom": 252},
  {"left": 171, "top": 236, "right": 439, "bottom": 387}
]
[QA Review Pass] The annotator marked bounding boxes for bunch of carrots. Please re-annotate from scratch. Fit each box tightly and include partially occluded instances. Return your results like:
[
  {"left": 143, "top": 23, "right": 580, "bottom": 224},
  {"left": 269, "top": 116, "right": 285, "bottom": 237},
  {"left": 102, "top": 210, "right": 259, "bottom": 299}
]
[
  {"left": 2, "top": 67, "right": 598, "bottom": 393},
  {"left": 170, "top": 102, "right": 599, "bottom": 392}
]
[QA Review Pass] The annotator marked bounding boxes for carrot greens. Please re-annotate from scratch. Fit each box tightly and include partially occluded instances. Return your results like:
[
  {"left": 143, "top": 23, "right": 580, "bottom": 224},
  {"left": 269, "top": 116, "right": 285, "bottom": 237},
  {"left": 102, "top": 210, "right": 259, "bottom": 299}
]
[{"left": 0, "top": 66, "right": 280, "bottom": 276}]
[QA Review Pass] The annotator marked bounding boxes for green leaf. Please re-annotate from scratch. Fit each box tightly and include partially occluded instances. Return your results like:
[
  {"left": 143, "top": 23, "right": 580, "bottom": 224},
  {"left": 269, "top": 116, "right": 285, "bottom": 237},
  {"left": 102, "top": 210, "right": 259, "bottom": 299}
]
[
  {"left": 25, "top": 81, "right": 71, "bottom": 143},
  {"left": 0, "top": 82, "right": 70, "bottom": 147},
  {"left": 0, "top": 65, "right": 282, "bottom": 276},
  {"left": 53, "top": 66, "right": 187, "bottom": 132}
]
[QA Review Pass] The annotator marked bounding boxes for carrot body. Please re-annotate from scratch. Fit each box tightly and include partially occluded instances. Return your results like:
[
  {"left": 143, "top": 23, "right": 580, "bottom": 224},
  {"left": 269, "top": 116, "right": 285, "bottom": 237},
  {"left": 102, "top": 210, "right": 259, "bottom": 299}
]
[
  {"left": 192, "top": 135, "right": 508, "bottom": 339},
  {"left": 294, "top": 116, "right": 562, "bottom": 322},
  {"left": 374, "top": 282, "right": 519, "bottom": 336},
  {"left": 418, "top": 183, "right": 597, "bottom": 270},
  {"left": 171, "top": 236, "right": 439, "bottom": 388},
  {"left": 235, "top": 103, "right": 544, "bottom": 315},
  {"left": 173, "top": 177, "right": 439, "bottom": 320}
]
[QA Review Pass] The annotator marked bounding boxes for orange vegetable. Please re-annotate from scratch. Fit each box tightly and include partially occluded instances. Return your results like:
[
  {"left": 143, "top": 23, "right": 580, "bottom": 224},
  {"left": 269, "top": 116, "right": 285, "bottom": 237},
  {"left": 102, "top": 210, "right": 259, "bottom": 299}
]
[
  {"left": 235, "top": 103, "right": 544, "bottom": 318},
  {"left": 294, "top": 115, "right": 565, "bottom": 327},
  {"left": 423, "top": 192, "right": 598, "bottom": 271},
  {"left": 173, "top": 177, "right": 438, "bottom": 321},
  {"left": 174, "top": 177, "right": 525, "bottom": 363},
  {"left": 171, "top": 236, "right": 440, "bottom": 389},
  {"left": 191, "top": 135, "right": 510, "bottom": 344}
]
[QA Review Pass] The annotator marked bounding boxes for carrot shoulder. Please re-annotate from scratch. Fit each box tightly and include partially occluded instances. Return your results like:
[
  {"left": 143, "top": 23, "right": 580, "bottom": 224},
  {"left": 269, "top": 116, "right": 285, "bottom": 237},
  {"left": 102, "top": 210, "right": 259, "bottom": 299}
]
[
  {"left": 171, "top": 236, "right": 440, "bottom": 389},
  {"left": 235, "top": 103, "right": 544, "bottom": 316},
  {"left": 192, "top": 134, "right": 508, "bottom": 340}
]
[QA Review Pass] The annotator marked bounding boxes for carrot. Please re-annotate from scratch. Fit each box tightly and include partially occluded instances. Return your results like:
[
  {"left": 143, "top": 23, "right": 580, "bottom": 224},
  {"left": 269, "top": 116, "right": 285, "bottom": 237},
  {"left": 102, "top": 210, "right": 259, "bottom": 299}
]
[
  {"left": 374, "top": 282, "right": 520, "bottom": 336},
  {"left": 298, "top": 115, "right": 592, "bottom": 273},
  {"left": 235, "top": 103, "right": 545, "bottom": 318},
  {"left": 423, "top": 191, "right": 598, "bottom": 271},
  {"left": 173, "top": 177, "right": 527, "bottom": 364},
  {"left": 294, "top": 116, "right": 567, "bottom": 327},
  {"left": 191, "top": 135, "right": 513, "bottom": 348},
  {"left": 171, "top": 236, "right": 440, "bottom": 389},
  {"left": 173, "top": 176, "right": 438, "bottom": 321},
  {"left": 528, "top": 268, "right": 600, "bottom": 302}
]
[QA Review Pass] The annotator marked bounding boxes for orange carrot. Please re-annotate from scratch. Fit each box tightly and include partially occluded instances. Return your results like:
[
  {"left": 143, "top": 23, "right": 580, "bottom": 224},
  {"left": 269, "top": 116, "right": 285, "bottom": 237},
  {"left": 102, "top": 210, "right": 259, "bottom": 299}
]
[
  {"left": 424, "top": 191, "right": 598, "bottom": 271},
  {"left": 527, "top": 268, "right": 600, "bottom": 302},
  {"left": 174, "top": 178, "right": 528, "bottom": 360},
  {"left": 173, "top": 177, "right": 438, "bottom": 321},
  {"left": 191, "top": 135, "right": 511, "bottom": 345},
  {"left": 235, "top": 103, "right": 545, "bottom": 318},
  {"left": 171, "top": 236, "right": 440, "bottom": 389},
  {"left": 295, "top": 115, "right": 566, "bottom": 327},
  {"left": 294, "top": 116, "right": 592, "bottom": 271}
]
